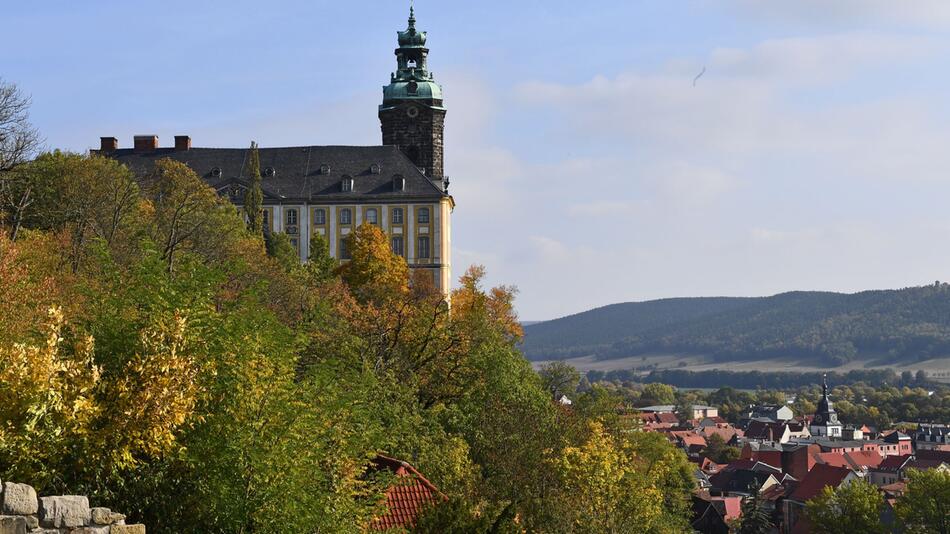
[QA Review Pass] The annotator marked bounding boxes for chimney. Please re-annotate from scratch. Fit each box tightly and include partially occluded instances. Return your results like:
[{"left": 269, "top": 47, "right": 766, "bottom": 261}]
[
  {"left": 100, "top": 137, "right": 118, "bottom": 153},
  {"left": 134, "top": 135, "right": 159, "bottom": 152},
  {"left": 174, "top": 135, "right": 191, "bottom": 151}
]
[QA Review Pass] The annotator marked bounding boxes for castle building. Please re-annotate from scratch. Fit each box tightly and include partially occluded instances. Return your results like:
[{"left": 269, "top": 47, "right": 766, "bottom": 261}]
[
  {"left": 96, "top": 8, "right": 454, "bottom": 291},
  {"left": 810, "top": 375, "right": 843, "bottom": 438}
]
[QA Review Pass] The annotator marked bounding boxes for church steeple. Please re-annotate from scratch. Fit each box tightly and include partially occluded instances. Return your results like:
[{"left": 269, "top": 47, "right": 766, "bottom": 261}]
[
  {"left": 811, "top": 373, "right": 842, "bottom": 438},
  {"left": 380, "top": 4, "right": 446, "bottom": 180}
]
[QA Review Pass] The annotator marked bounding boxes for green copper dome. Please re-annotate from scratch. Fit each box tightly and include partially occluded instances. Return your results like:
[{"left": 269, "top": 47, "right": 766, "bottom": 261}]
[
  {"left": 398, "top": 7, "right": 427, "bottom": 48},
  {"left": 382, "top": 6, "right": 443, "bottom": 106}
]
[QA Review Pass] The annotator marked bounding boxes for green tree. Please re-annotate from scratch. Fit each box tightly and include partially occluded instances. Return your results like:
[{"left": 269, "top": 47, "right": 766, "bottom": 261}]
[
  {"left": 265, "top": 231, "right": 299, "bottom": 272},
  {"left": 737, "top": 485, "right": 773, "bottom": 534},
  {"left": 805, "top": 478, "right": 886, "bottom": 534},
  {"left": 243, "top": 141, "right": 264, "bottom": 237},
  {"left": 641, "top": 382, "right": 676, "bottom": 406},
  {"left": 538, "top": 360, "right": 580, "bottom": 399},
  {"left": 305, "top": 232, "right": 337, "bottom": 283},
  {"left": 895, "top": 468, "right": 950, "bottom": 534},
  {"left": 702, "top": 433, "right": 740, "bottom": 464}
]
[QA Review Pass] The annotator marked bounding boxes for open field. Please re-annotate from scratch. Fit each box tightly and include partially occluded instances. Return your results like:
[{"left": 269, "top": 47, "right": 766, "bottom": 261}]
[{"left": 530, "top": 353, "right": 950, "bottom": 383}]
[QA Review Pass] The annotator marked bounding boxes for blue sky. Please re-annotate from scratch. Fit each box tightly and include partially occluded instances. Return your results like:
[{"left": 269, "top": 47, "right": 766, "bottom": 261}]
[{"left": 6, "top": 1, "right": 950, "bottom": 320}]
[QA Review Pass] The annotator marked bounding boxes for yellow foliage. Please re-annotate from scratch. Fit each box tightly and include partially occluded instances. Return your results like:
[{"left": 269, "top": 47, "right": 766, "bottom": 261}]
[
  {"left": 554, "top": 422, "right": 678, "bottom": 533},
  {"left": 0, "top": 307, "right": 101, "bottom": 485}
]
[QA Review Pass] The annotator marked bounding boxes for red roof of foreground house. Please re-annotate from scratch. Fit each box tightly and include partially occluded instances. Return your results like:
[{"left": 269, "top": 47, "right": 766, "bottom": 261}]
[
  {"left": 369, "top": 455, "right": 446, "bottom": 531},
  {"left": 789, "top": 464, "right": 853, "bottom": 503}
]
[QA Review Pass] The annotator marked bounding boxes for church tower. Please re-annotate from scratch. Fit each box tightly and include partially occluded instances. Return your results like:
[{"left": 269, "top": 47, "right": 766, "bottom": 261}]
[
  {"left": 379, "top": 6, "right": 446, "bottom": 179},
  {"left": 810, "top": 375, "right": 843, "bottom": 438}
]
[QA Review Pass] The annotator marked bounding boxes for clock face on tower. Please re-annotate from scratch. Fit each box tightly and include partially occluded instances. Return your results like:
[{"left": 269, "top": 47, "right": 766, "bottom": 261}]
[{"left": 406, "top": 106, "right": 419, "bottom": 118}]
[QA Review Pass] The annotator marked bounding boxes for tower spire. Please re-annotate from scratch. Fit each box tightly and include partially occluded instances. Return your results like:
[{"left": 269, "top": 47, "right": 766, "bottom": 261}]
[{"left": 409, "top": 1, "right": 416, "bottom": 31}]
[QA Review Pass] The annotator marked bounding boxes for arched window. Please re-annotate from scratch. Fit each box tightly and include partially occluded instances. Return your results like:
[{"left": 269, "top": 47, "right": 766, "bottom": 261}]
[
  {"left": 391, "top": 207, "right": 404, "bottom": 224},
  {"left": 417, "top": 207, "right": 430, "bottom": 224},
  {"left": 366, "top": 208, "right": 378, "bottom": 225},
  {"left": 340, "top": 208, "right": 352, "bottom": 225},
  {"left": 313, "top": 208, "right": 326, "bottom": 225}
]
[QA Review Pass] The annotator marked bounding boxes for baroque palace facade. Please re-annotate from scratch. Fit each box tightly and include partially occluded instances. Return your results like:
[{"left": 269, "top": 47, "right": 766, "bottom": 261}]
[{"left": 96, "top": 8, "right": 454, "bottom": 291}]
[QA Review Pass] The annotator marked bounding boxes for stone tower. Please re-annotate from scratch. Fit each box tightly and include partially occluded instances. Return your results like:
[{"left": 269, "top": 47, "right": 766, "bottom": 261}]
[{"left": 379, "top": 6, "right": 446, "bottom": 179}]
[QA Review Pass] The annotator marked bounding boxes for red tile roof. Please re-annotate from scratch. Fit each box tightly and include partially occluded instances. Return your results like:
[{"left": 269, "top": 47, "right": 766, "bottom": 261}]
[
  {"left": 816, "top": 451, "right": 884, "bottom": 470},
  {"left": 709, "top": 496, "right": 743, "bottom": 522},
  {"left": 369, "top": 455, "right": 446, "bottom": 531},
  {"left": 789, "top": 464, "right": 853, "bottom": 502}
]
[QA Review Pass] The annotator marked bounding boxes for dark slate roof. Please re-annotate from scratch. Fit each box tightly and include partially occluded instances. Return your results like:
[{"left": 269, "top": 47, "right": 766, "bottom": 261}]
[{"left": 106, "top": 145, "right": 447, "bottom": 203}]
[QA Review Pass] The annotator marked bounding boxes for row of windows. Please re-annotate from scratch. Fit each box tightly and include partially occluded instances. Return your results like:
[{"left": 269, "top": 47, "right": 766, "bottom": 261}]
[
  {"left": 265, "top": 207, "right": 433, "bottom": 229},
  {"left": 338, "top": 236, "right": 430, "bottom": 260},
  {"left": 310, "top": 207, "right": 430, "bottom": 226}
]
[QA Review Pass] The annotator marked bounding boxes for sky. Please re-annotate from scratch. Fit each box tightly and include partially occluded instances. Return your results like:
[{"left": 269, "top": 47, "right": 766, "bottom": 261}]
[{"left": 5, "top": 1, "right": 950, "bottom": 320}]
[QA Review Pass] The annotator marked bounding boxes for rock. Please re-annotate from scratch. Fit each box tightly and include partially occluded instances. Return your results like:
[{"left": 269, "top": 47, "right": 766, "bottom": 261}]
[
  {"left": 38, "top": 496, "right": 89, "bottom": 528},
  {"left": 1, "top": 483, "right": 38, "bottom": 515},
  {"left": 0, "top": 515, "right": 27, "bottom": 534},
  {"left": 110, "top": 525, "right": 145, "bottom": 534},
  {"left": 21, "top": 516, "right": 37, "bottom": 529},
  {"left": 90, "top": 508, "right": 124, "bottom": 526},
  {"left": 68, "top": 527, "right": 109, "bottom": 534}
]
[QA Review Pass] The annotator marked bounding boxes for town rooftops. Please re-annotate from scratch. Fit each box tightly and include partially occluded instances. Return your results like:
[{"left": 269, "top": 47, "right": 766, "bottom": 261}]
[
  {"left": 100, "top": 142, "right": 448, "bottom": 203},
  {"left": 788, "top": 464, "right": 853, "bottom": 503}
]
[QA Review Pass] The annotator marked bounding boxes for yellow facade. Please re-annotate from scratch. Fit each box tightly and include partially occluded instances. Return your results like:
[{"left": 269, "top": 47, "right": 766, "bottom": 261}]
[{"left": 259, "top": 201, "right": 452, "bottom": 293}]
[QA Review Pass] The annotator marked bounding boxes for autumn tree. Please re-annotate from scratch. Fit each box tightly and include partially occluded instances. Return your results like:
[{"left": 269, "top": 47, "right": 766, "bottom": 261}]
[
  {"left": 336, "top": 222, "right": 409, "bottom": 303},
  {"left": 805, "top": 478, "right": 886, "bottom": 534},
  {"left": 243, "top": 141, "right": 264, "bottom": 237}
]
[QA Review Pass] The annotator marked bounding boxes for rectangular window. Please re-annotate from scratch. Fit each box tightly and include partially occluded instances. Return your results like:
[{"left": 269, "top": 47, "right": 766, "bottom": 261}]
[
  {"left": 417, "top": 236, "right": 430, "bottom": 259},
  {"left": 286, "top": 208, "right": 298, "bottom": 225},
  {"left": 391, "top": 236, "right": 404, "bottom": 256},
  {"left": 391, "top": 207, "right": 403, "bottom": 224},
  {"left": 417, "top": 207, "right": 430, "bottom": 224},
  {"left": 366, "top": 208, "right": 378, "bottom": 225},
  {"left": 262, "top": 210, "right": 270, "bottom": 232},
  {"left": 340, "top": 208, "right": 352, "bottom": 225},
  {"left": 313, "top": 208, "right": 326, "bottom": 225},
  {"left": 290, "top": 238, "right": 299, "bottom": 251},
  {"left": 340, "top": 237, "right": 351, "bottom": 260}
]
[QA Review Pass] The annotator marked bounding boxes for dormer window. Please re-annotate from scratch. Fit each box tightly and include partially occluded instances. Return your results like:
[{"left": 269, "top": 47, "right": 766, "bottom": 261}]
[
  {"left": 210, "top": 167, "right": 222, "bottom": 178},
  {"left": 263, "top": 167, "right": 276, "bottom": 178},
  {"left": 320, "top": 164, "right": 331, "bottom": 175},
  {"left": 370, "top": 163, "right": 381, "bottom": 175},
  {"left": 393, "top": 175, "right": 406, "bottom": 192},
  {"left": 341, "top": 176, "right": 354, "bottom": 192}
]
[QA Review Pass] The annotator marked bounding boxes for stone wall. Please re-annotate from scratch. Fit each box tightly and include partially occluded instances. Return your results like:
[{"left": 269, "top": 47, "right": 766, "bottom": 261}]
[{"left": 0, "top": 479, "right": 144, "bottom": 534}]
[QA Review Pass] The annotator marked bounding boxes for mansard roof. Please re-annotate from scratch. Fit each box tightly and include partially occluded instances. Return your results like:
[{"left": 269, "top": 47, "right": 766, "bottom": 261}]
[{"left": 106, "top": 145, "right": 447, "bottom": 203}]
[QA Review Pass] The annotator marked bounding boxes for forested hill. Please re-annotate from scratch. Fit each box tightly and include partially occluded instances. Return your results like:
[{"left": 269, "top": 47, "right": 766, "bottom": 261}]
[{"left": 521, "top": 284, "right": 950, "bottom": 365}]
